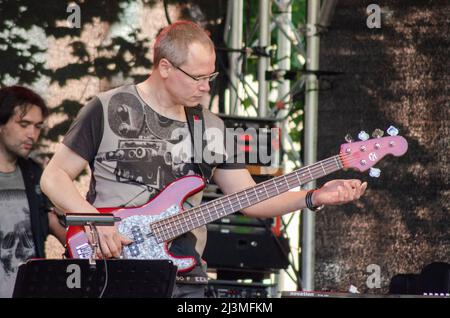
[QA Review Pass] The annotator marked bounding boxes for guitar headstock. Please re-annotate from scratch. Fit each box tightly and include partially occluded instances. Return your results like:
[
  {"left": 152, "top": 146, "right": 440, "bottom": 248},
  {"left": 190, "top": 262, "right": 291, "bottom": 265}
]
[{"left": 339, "top": 126, "right": 408, "bottom": 174}]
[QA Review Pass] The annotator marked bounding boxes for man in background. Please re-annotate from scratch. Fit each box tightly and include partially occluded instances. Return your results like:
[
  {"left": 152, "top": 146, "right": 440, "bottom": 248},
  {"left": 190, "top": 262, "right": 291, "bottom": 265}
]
[{"left": 0, "top": 85, "right": 66, "bottom": 297}]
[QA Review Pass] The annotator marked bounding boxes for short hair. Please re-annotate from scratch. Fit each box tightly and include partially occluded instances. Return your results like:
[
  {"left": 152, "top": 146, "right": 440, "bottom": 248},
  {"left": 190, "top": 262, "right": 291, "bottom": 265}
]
[
  {"left": 0, "top": 85, "right": 48, "bottom": 125},
  {"left": 153, "top": 20, "right": 214, "bottom": 68}
]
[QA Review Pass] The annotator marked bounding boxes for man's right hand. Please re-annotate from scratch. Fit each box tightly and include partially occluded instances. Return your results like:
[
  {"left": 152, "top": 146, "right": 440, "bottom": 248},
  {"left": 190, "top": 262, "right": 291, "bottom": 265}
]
[{"left": 85, "top": 225, "right": 133, "bottom": 259}]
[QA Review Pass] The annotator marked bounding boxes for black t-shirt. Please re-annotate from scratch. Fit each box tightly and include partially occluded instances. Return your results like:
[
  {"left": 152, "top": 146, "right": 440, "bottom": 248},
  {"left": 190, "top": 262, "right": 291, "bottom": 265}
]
[{"left": 63, "top": 84, "right": 244, "bottom": 282}]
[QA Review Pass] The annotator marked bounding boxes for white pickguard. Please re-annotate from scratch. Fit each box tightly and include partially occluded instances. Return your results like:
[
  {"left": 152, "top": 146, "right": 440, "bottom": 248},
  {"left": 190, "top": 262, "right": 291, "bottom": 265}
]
[{"left": 117, "top": 205, "right": 195, "bottom": 271}]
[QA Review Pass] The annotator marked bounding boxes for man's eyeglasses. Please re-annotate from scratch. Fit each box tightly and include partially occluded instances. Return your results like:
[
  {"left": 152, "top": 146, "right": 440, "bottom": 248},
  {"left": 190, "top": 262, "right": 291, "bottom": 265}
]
[{"left": 170, "top": 61, "right": 219, "bottom": 83}]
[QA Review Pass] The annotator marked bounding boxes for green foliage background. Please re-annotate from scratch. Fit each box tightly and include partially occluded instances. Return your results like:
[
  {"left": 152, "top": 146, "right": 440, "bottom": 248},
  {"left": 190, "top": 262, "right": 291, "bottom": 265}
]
[{"left": 0, "top": 0, "right": 306, "bottom": 160}]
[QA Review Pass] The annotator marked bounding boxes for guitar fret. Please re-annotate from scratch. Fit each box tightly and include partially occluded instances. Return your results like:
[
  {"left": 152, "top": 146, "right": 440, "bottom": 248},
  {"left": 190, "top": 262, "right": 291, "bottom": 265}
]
[
  {"left": 201, "top": 204, "right": 208, "bottom": 225},
  {"left": 191, "top": 208, "right": 199, "bottom": 228},
  {"left": 284, "top": 175, "right": 289, "bottom": 189},
  {"left": 162, "top": 223, "right": 168, "bottom": 241},
  {"left": 154, "top": 223, "right": 162, "bottom": 241},
  {"left": 245, "top": 191, "right": 251, "bottom": 206},
  {"left": 308, "top": 167, "right": 313, "bottom": 181},
  {"left": 299, "top": 168, "right": 306, "bottom": 184},
  {"left": 186, "top": 213, "right": 192, "bottom": 231},
  {"left": 187, "top": 208, "right": 194, "bottom": 230},
  {"left": 260, "top": 186, "right": 266, "bottom": 198},
  {"left": 234, "top": 194, "right": 242, "bottom": 210},
  {"left": 210, "top": 203, "right": 217, "bottom": 222},
  {"left": 253, "top": 187, "right": 258, "bottom": 203},
  {"left": 277, "top": 180, "right": 282, "bottom": 193},
  {"left": 189, "top": 207, "right": 197, "bottom": 228},
  {"left": 198, "top": 207, "right": 205, "bottom": 225},
  {"left": 227, "top": 196, "right": 234, "bottom": 212},
  {"left": 151, "top": 222, "right": 158, "bottom": 237},
  {"left": 334, "top": 156, "right": 341, "bottom": 169},
  {"left": 182, "top": 219, "right": 187, "bottom": 235},
  {"left": 174, "top": 216, "right": 181, "bottom": 237},
  {"left": 220, "top": 199, "right": 226, "bottom": 218},
  {"left": 163, "top": 222, "right": 169, "bottom": 240},
  {"left": 274, "top": 179, "right": 280, "bottom": 195},
  {"left": 321, "top": 162, "right": 327, "bottom": 175},
  {"left": 262, "top": 183, "right": 269, "bottom": 198},
  {"left": 295, "top": 171, "right": 302, "bottom": 186},
  {"left": 193, "top": 208, "right": 199, "bottom": 227},
  {"left": 166, "top": 224, "right": 172, "bottom": 241},
  {"left": 216, "top": 201, "right": 223, "bottom": 218},
  {"left": 175, "top": 216, "right": 182, "bottom": 236},
  {"left": 204, "top": 205, "right": 211, "bottom": 226},
  {"left": 169, "top": 221, "right": 175, "bottom": 239},
  {"left": 197, "top": 207, "right": 203, "bottom": 227}
]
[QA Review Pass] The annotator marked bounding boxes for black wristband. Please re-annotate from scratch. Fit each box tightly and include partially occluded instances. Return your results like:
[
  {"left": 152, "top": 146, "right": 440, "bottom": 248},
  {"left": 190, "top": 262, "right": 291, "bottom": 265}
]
[{"left": 305, "top": 189, "right": 324, "bottom": 212}]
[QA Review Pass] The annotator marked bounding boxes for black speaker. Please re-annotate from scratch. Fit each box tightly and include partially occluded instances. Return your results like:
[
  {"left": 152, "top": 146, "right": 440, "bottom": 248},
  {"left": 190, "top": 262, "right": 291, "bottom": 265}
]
[
  {"left": 203, "top": 226, "right": 289, "bottom": 272},
  {"left": 388, "top": 262, "right": 450, "bottom": 296},
  {"left": 388, "top": 274, "right": 420, "bottom": 295},
  {"left": 418, "top": 262, "right": 450, "bottom": 295}
]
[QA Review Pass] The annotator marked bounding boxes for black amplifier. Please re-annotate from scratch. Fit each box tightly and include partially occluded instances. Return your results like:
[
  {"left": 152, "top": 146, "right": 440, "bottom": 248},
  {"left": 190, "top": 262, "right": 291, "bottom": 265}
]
[
  {"left": 203, "top": 228, "right": 290, "bottom": 271},
  {"left": 218, "top": 114, "right": 282, "bottom": 167},
  {"left": 205, "top": 280, "right": 273, "bottom": 298}
]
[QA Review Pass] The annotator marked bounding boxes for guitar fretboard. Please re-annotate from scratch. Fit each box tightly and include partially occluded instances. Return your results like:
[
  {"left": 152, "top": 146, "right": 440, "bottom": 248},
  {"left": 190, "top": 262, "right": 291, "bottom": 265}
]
[{"left": 152, "top": 155, "right": 344, "bottom": 242}]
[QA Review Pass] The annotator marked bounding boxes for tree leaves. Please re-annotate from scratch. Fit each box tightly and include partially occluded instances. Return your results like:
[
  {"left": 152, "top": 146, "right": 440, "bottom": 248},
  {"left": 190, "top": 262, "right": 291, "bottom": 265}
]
[{"left": 0, "top": 0, "right": 154, "bottom": 146}]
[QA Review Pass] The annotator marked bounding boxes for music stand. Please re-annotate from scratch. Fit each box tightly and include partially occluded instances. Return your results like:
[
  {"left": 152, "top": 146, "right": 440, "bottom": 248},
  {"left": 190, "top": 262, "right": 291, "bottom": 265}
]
[{"left": 13, "top": 259, "right": 177, "bottom": 298}]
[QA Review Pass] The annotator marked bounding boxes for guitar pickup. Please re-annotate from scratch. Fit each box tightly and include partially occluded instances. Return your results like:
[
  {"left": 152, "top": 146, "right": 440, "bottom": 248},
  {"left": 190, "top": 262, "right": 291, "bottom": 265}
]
[
  {"left": 131, "top": 226, "right": 145, "bottom": 244},
  {"left": 127, "top": 243, "right": 141, "bottom": 257}
]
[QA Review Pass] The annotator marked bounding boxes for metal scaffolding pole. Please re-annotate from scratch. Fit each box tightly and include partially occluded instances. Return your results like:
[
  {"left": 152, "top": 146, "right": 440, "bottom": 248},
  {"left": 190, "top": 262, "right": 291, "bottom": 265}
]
[
  {"left": 302, "top": 0, "right": 321, "bottom": 291},
  {"left": 228, "top": 0, "right": 243, "bottom": 115},
  {"left": 275, "top": 0, "right": 292, "bottom": 292},
  {"left": 258, "top": 0, "right": 271, "bottom": 116},
  {"left": 276, "top": 0, "right": 291, "bottom": 117}
]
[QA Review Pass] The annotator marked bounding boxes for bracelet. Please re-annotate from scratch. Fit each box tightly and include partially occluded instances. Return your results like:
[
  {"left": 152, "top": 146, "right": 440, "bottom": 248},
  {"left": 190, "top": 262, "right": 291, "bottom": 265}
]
[{"left": 305, "top": 189, "right": 325, "bottom": 212}]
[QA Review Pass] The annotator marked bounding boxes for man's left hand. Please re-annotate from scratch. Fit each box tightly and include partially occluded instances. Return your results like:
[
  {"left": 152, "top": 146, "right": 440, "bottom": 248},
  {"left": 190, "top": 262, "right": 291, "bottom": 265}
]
[{"left": 313, "top": 179, "right": 368, "bottom": 206}]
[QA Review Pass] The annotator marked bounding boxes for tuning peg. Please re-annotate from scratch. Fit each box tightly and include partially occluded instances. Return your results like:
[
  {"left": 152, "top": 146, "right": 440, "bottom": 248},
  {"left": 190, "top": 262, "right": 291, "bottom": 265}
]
[
  {"left": 386, "top": 126, "right": 399, "bottom": 136},
  {"left": 369, "top": 167, "right": 381, "bottom": 178},
  {"left": 345, "top": 133, "right": 354, "bottom": 143},
  {"left": 358, "top": 131, "right": 369, "bottom": 141},
  {"left": 372, "top": 128, "right": 384, "bottom": 138}
]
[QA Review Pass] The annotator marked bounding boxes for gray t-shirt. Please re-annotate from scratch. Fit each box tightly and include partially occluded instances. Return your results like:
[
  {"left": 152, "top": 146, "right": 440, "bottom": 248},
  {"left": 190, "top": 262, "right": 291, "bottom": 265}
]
[
  {"left": 63, "top": 84, "right": 244, "bottom": 282},
  {"left": 0, "top": 168, "right": 35, "bottom": 298}
]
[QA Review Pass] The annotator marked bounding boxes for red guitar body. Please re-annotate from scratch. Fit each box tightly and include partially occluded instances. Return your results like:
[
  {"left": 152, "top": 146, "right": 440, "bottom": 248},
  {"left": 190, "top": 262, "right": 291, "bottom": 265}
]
[{"left": 66, "top": 176, "right": 206, "bottom": 272}]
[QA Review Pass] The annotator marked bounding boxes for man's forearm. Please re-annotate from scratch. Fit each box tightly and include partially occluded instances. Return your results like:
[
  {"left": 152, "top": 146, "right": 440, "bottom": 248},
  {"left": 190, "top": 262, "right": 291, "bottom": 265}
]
[
  {"left": 40, "top": 167, "right": 97, "bottom": 214},
  {"left": 242, "top": 190, "right": 308, "bottom": 218}
]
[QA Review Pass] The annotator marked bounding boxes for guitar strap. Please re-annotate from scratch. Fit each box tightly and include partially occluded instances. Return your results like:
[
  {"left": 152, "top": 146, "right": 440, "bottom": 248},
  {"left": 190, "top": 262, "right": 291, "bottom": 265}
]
[{"left": 184, "top": 105, "right": 213, "bottom": 183}]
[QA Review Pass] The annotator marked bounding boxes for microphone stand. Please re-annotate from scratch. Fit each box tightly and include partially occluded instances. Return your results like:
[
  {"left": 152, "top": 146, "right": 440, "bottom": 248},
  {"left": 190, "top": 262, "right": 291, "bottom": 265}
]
[
  {"left": 64, "top": 213, "right": 121, "bottom": 267},
  {"left": 87, "top": 222, "right": 100, "bottom": 267}
]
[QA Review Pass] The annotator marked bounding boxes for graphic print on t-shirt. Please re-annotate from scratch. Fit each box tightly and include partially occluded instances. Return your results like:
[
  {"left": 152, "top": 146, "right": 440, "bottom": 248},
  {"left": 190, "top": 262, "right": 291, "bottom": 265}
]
[
  {"left": 98, "top": 91, "right": 198, "bottom": 199},
  {"left": 0, "top": 175, "right": 35, "bottom": 298}
]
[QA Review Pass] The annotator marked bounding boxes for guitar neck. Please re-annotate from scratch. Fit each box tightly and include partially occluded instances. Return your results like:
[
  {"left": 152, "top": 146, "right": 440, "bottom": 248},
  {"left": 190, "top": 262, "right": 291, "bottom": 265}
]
[{"left": 154, "top": 155, "right": 344, "bottom": 242}]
